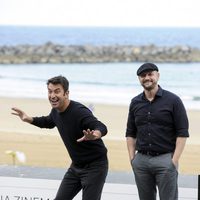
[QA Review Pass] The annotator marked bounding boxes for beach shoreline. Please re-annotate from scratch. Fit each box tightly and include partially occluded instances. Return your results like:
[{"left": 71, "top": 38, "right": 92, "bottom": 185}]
[{"left": 1, "top": 96, "right": 200, "bottom": 174}]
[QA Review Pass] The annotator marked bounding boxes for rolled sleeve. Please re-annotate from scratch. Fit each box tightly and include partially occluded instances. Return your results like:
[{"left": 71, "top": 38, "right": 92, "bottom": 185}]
[{"left": 173, "top": 97, "right": 189, "bottom": 137}]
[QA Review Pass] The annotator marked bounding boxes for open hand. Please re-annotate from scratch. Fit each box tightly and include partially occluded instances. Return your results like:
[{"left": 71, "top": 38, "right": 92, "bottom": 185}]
[
  {"left": 11, "top": 107, "right": 33, "bottom": 123},
  {"left": 77, "top": 129, "right": 102, "bottom": 142}
]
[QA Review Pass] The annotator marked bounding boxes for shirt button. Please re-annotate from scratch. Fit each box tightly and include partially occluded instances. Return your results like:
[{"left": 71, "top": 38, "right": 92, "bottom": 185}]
[
  {"left": 148, "top": 112, "right": 151, "bottom": 115},
  {"left": 148, "top": 133, "right": 151, "bottom": 136},
  {"left": 149, "top": 144, "right": 152, "bottom": 146}
]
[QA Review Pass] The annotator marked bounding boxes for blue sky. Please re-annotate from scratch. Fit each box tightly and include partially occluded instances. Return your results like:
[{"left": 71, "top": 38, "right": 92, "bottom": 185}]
[{"left": 0, "top": 0, "right": 200, "bottom": 27}]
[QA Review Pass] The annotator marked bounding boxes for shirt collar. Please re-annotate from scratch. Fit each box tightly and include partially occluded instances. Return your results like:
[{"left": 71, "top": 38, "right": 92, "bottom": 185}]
[
  {"left": 141, "top": 85, "right": 163, "bottom": 100},
  {"left": 156, "top": 85, "right": 163, "bottom": 97}
]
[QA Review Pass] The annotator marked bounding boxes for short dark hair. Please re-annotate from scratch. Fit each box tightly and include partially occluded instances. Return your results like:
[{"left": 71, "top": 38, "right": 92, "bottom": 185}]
[{"left": 47, "top": 75, "right": 69, "bottom": 92}]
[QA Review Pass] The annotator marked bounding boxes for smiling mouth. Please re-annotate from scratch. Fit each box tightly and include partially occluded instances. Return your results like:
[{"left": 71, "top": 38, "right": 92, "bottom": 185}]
[
  {"left": 50, "top": 99, "right": 59, "bottom": 105},
  {"left": 144, "top": 81, "right": 151, "bottom": 84}
]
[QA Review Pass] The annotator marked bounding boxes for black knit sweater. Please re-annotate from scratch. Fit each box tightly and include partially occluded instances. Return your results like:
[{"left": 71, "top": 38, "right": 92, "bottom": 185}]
[{"left": 32, "top": 100, "right": 108, "bottom": 165}]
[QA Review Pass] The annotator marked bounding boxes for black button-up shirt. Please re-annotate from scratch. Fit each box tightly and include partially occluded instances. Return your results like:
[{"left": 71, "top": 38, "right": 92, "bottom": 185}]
[{"left": 126, "top": 86, "right": 189, "bottom": 153}]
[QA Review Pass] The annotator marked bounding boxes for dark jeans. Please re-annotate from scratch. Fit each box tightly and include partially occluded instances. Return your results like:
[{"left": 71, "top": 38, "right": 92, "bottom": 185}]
[
  {"left": 132, "top": 153, "right": 178, "bottom": 200},
  {"left": 55, "top": 159, "right": 108, "bottom": 200}
]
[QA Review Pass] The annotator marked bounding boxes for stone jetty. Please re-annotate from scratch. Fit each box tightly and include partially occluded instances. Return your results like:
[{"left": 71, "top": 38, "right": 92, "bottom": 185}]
[{"left": 0, "top": 42, "right": 200, "bottom": 64}]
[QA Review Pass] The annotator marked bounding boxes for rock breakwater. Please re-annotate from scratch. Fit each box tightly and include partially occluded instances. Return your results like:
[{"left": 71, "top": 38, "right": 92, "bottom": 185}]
[{"left": 0, "top": 42, "right": 200, "bottom": 64}]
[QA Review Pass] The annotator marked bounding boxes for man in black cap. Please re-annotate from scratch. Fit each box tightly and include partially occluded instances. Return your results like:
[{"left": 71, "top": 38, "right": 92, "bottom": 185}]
[{"left": 126, "top": 63, "right": 189, "bottom": 200}]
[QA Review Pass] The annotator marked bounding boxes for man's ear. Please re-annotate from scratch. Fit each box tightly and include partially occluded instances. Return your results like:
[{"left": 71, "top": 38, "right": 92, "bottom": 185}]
[
  {"left": 65, "top": 90, "right": 69, "bottom": 97},
  {"left": 157, "top": 72, "right": 160, "bottom": 79}
]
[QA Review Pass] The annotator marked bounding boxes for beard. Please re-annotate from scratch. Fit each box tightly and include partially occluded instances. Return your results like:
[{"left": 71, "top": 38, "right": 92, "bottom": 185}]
[{"left": 141, "top": 80, "right": 157, "bottom": 91}]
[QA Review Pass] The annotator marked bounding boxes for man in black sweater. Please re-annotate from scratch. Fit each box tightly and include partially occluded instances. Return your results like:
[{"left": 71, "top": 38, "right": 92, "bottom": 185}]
[{"left": 12, "top": 75, "right": 108, "bottom": 200}]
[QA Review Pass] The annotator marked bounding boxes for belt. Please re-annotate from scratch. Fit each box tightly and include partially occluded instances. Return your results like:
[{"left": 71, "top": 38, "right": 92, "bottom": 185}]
[{"left": 138, "top": 150, "right": 167, "bottom": 157}]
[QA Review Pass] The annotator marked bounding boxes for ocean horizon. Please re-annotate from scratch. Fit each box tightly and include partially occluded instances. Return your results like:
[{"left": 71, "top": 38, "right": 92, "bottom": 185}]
[{"left": 1, "top": 26, "right": 200, "bottom": 48}]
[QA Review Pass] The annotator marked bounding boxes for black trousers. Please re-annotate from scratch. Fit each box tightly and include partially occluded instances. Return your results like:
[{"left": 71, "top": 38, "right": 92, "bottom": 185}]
[{"left": 55, "top": 159, "right": 108, "bottom": 200}]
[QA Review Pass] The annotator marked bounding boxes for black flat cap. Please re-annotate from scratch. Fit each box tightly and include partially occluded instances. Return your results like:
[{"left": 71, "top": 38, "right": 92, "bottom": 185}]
[{"left": 137, "top": 63, "right": 159, "bottom": 76}]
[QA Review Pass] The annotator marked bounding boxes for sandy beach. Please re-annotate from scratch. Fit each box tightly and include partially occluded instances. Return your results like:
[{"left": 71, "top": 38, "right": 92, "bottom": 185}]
[{"left": 0, "top": 97, "right": 200, "bottom": 174}]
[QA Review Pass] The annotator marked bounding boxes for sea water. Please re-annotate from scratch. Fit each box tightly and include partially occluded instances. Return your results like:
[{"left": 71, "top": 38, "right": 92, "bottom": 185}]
[
  {"left": 0, "top": 62, "right": 199, "bottom": 109},
  {"left": 1, "top": 26, "right": 200, "bottom": 47}
]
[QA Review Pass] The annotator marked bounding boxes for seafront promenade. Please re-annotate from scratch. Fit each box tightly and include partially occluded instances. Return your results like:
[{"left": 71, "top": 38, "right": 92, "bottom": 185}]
[{"left": 0, "top": 165, "right": 198, "bottom": 200}]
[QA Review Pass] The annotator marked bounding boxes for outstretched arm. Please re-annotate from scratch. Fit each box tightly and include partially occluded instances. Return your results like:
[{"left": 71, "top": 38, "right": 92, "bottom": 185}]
[
  {"left": 11, "top": 107, "right": 33, "bottom": 124},
  {"left": 77, "top": 129, "right": 102, "bottom": 142}
]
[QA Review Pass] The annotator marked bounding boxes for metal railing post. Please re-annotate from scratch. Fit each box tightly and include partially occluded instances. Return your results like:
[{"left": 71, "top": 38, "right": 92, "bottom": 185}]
[{"left": 198, "top": 175, "right": 200, "bottom": 200}]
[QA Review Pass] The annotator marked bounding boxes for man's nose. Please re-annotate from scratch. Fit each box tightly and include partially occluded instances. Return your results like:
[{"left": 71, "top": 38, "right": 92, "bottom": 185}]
[{"left": 50, "top": 92, "right": 56, "bottom": 98}]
